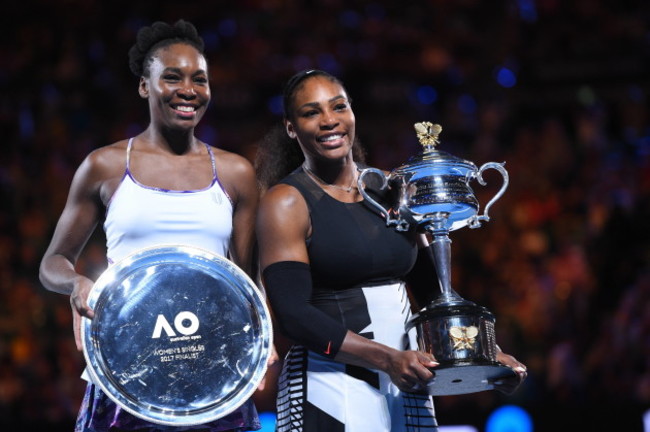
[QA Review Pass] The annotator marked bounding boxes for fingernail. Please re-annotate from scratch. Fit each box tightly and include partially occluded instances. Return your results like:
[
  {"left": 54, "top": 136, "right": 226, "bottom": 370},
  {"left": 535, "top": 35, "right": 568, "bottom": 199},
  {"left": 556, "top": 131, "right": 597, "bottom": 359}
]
[{"left": 515, "top": 366, "right": 526, "bottom": 373}]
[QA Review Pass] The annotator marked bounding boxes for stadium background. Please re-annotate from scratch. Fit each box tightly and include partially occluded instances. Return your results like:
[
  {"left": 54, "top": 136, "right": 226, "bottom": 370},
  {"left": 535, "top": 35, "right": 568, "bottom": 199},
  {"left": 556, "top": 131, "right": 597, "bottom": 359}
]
[{"left": 2, "top": 1, "right": 649, "bottom": 430}]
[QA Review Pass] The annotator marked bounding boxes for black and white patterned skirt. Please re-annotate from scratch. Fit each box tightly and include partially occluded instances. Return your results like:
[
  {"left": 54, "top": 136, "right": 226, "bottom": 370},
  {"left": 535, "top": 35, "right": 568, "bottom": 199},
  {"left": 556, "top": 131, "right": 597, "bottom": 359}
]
[{"left": 275, "top": 282, "right": 438, "bottom": 432}]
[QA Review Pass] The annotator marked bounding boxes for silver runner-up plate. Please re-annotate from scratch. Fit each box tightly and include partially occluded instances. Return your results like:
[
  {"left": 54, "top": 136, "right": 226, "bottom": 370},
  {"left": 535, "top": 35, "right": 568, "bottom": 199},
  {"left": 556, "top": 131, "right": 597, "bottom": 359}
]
[{"left": 81, "top": 245, "right": 273, "bottom": 426}]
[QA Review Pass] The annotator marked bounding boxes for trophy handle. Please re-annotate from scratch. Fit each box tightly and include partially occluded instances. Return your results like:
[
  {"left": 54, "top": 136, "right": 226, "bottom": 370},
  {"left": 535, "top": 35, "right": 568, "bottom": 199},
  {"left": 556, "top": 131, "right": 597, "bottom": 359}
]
[
  {"left": 468, "top": 162, "right": 509, "bottom": 228},
  {"left": 357, "top": 168, "right": 397, "bottom": 226}
]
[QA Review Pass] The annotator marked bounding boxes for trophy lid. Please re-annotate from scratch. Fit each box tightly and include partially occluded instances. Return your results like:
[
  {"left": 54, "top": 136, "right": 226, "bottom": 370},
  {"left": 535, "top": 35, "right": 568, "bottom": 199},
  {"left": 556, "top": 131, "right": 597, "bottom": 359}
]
[{"left": 392, "top": 122, "right": 477, "bottom": 178}]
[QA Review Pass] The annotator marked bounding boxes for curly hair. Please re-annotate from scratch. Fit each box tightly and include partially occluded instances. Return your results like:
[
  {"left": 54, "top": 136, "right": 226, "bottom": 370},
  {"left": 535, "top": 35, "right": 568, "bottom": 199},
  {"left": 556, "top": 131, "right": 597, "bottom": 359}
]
[
  {"left": 256, "top": 69, "right": 366, "bottom": 189},
  {"left": 128, "top": 19, "right": 205, "bottom": 77}
]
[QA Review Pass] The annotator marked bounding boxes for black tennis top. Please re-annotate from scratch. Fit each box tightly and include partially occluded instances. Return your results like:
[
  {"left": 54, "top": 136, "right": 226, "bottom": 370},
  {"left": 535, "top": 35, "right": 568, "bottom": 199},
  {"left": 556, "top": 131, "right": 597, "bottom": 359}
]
[{"left": 281, "top": 167, "right": 418, "bottom": 290}]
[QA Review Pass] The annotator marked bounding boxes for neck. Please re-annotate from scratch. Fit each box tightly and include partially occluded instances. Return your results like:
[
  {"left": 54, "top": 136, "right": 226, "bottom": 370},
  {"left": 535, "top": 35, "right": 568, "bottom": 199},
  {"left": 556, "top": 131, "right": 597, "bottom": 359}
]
[
  {"left": 144, "top": 126, "right": 196, "bottom": 155},
  {"left": 302, "top": 159, "right": 359, "bottom": 192}
]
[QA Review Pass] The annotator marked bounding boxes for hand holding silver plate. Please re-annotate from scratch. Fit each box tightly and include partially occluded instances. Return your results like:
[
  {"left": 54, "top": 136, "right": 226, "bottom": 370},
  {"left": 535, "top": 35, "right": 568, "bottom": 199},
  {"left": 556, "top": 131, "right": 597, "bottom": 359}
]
[
  {"left": 81, "top": 245, "right": 273, "bottom": 425},
  {"left": 357, "top": 122, "right": 517, "bottom": 396}
]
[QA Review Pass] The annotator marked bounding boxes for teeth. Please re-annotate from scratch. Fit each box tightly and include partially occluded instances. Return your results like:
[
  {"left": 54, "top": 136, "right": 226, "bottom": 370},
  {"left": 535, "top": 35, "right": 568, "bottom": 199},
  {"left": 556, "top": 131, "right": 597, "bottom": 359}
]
[
  {"left": 320, "top": 134, "right": 342, "bottom": 142},
  {"left": 176, "top": 106, "right": 195, "bottom": 112}
]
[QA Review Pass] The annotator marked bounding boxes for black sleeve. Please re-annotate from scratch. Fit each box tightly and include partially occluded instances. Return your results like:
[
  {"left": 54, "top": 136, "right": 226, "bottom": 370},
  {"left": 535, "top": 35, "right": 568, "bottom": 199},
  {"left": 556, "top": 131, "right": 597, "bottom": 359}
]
[
  {"left": 404, "top": 245, "right": 439, "bottom": 309},
  {"left": 262, "top": 261, "right": 348, "bottom": 358}
]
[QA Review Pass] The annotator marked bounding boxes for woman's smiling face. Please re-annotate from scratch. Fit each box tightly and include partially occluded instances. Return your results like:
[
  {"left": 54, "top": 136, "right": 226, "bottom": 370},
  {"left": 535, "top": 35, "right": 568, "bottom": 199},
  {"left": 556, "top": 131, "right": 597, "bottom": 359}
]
[
  {"left": 142, "top": 43, "right": 211, "bottom": 131},
  {"left": 285, "top": 75, "right": 356, "bottom": 162}
]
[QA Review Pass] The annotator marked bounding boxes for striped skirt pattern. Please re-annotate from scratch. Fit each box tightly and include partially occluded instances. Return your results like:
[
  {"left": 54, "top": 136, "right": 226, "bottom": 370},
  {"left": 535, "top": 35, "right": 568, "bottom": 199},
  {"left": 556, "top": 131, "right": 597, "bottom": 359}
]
[{"left": 275, "top": 283, "right": 438, "bottom": 432}]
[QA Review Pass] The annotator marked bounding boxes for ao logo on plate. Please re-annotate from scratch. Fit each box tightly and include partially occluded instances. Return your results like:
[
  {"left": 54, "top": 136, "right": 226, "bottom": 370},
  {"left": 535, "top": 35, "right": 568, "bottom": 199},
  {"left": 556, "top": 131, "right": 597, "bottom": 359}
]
[{"left": 151, "top": 311, "right": 200, "bottom": 338}]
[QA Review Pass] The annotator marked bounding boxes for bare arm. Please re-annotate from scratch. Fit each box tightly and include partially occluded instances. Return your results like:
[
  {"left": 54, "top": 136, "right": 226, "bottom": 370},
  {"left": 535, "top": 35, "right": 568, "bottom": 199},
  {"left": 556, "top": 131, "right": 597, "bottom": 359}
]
[
  {"left": 257, "top": 185, "right": 437, "bottom": 392},
  {"left": 215, "top": 150, "right": 278, "bottom": 385},
  {"left": 40, "top": 153, "right": 105, "bottom": 298},
  {"left": 215, "top": 152, "right": 259, "bottom": 277},
  {"left": 39, "top": 146, "right": 121, "bottom": 350}
]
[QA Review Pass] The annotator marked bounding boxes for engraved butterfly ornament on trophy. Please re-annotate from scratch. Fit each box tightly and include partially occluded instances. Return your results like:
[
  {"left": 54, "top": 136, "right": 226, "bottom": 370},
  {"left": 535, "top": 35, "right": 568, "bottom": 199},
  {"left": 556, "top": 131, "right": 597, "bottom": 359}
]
[{"left": 357, "top": 122, "right": 517, "bottom": 396}]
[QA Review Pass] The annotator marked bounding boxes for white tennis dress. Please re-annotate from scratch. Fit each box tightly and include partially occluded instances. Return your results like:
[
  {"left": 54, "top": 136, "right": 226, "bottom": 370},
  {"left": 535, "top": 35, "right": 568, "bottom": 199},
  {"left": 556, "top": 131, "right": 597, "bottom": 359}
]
[
  {"left": 75, "top": 138, "right": 260, "bottom": 432},
  {"left": 104, "top": 137, "right": 233, "bottom": 263}
]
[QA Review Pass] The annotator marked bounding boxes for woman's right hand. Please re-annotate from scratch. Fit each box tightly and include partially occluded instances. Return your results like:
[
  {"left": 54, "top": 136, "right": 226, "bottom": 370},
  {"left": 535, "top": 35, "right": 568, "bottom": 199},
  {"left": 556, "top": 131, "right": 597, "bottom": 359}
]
[
  {"left": 335, "top": 332, "right": 439, "bottom": 393},
  {"left": 70, "top": 276, "right": 95, "bottom": 352},
  {"left": 385, "top": 349, "right": 438, "bottom": 393}
]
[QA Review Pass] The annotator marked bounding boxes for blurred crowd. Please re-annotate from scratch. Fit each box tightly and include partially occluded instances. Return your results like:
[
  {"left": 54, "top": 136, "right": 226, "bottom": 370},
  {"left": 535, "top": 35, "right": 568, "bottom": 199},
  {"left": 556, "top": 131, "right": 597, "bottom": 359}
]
[{"left": 2, "top": 0, "right": 649, "bottom": 430}]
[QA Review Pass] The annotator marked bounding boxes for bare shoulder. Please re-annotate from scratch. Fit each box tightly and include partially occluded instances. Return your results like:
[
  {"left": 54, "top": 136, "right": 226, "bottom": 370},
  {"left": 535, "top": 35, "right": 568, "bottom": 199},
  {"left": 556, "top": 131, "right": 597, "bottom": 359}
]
[
  {"left": 210, "top": 147, "right": 256, "bottom": 203},
  {"left": 83, "top": 140, "right": 129, "bottom": 177},
  {"left": 257, "top": 183, "right": 311, "bottom": 265},
  {"left": 259, "top": 183, "right": 307, "bottom": 218},
  {"left": 74, "top": 140, "right": 129, "bottom": 203},
  {"left": 212, "top": 147, "right": 255, "bottom": 178}
]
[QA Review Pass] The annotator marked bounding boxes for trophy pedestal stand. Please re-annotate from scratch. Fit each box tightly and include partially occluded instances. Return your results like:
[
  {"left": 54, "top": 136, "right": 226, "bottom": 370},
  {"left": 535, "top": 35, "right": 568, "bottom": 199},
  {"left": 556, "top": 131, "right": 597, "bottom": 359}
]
[
  {"left": 406, "top": 214, "right": 516, "bottom": 396},
  {"left": 425, "top": 362, "right": 516, "bottom": 396},
  {"left": 408, "top": 299, "right": 516, "bottom": 396}
]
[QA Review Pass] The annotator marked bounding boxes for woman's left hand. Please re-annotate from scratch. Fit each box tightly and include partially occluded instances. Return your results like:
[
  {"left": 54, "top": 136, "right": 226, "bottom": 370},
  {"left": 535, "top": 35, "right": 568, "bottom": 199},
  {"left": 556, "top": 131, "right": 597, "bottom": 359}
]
[{"left": 493, "top": 349, "right": 527, "bottom": 394}]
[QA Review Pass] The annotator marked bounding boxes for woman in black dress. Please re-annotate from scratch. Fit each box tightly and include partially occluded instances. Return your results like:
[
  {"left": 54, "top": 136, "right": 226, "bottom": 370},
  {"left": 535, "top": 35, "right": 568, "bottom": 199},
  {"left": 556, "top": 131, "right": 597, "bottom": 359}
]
[{"left": 256, "top": 69, "right": 526, "bottom": 432}]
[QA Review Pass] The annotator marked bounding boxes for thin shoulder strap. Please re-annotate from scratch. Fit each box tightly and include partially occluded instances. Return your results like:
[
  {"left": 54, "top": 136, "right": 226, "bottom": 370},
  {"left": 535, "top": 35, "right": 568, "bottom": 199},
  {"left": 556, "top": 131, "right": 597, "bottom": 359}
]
[
  {"left": 125, "top": 137, "right": 134, "bottom": 173},
  {"left": 204, "top": 143, "right": 218, "bottom": 183}
]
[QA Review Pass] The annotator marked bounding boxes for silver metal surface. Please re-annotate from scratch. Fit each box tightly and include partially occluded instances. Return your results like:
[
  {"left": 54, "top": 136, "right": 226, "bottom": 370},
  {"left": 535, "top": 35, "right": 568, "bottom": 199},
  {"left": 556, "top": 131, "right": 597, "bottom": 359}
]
[
  {"left": 409, "top": 304, "right": 497, "bottom": 364},
  {"left": 357, "top": 123, "right": 508, "bottom": 232},
  {"left": 81, "top": 245, "right": 272, "bottom": 426},
  {"left": 424, "top": 363, "right": 517, "bottom": 396},
  {"left": 359, "top": 122, "right": 515, "bottom": 396},
  {"left": 408, "top": 301, "right": 516, "bottom": 396}
]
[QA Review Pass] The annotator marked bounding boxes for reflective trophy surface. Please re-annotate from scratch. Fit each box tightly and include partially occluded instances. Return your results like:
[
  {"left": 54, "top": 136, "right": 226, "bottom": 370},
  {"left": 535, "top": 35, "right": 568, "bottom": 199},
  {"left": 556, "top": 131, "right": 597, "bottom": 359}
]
[
  {"left": 81, "top": 245, "right": 273, "bottom": 425},
  {"left": 357, "top": 122, "right": 516, "bottom": 396}
]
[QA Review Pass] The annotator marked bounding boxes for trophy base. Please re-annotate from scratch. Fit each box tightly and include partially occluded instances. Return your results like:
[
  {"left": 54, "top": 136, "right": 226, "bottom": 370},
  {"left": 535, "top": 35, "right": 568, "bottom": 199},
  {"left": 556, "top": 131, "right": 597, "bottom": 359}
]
[{"left": 426, "top": 361, "right": 516, "bottom": 396}]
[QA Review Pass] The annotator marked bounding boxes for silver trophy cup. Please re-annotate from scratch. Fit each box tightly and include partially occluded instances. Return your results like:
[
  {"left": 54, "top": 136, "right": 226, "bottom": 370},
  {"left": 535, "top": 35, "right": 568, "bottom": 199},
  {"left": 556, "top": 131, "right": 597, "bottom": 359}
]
[{"left": 358, "top": 122, "right": 516, "bottom": 396}]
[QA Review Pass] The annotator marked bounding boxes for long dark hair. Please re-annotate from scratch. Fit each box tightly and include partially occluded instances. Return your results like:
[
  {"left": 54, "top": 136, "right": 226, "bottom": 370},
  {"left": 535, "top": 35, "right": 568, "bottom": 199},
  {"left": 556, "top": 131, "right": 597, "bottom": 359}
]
[{"left": 255, "top": 69, "right": 366, "bottom": 189}]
